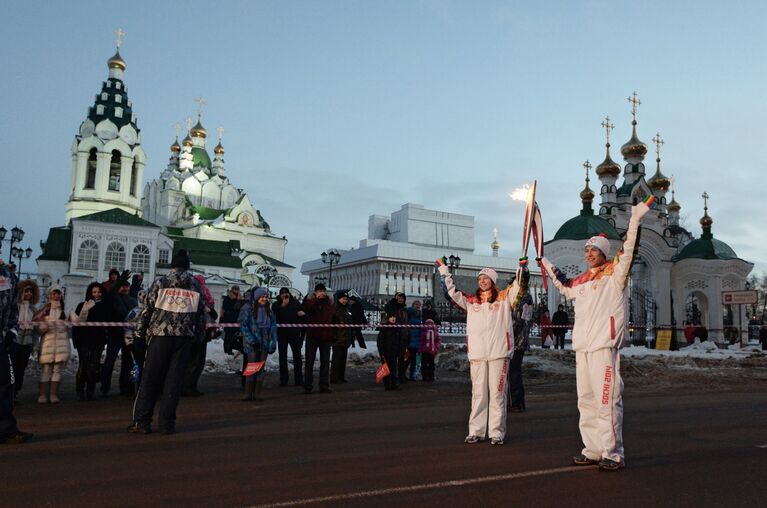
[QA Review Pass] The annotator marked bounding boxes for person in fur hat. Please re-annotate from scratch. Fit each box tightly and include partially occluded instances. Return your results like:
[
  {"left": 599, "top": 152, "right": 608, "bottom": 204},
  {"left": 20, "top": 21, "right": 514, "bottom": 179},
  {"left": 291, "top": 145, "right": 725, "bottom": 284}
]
[
  {"left": 33, "top": 286, "right": 72, "bottom": 404},
  {"left": 436, "top": 262, "right": 527, "bottom": 446},
  {"left": 539, "top": 200, "right": 651, "bottom": 471},
  {"left": 12, "top": 280, "right": 40, "bottom": 402}
]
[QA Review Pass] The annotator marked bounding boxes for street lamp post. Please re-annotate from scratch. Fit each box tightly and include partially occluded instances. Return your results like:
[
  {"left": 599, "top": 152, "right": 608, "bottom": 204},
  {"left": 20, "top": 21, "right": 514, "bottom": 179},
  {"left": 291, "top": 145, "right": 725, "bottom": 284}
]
[
  {"left": 0, "top": 225, "right": 25, "bottom": 256},
  {"left": 321, "top": 249, "right": 341, "bottom": 289},
  {"left": 10, "top": 246, "right": 33, "bottom": 279},
  {"left": 447, "top": 254, "right": 461, "bottom": 333}
]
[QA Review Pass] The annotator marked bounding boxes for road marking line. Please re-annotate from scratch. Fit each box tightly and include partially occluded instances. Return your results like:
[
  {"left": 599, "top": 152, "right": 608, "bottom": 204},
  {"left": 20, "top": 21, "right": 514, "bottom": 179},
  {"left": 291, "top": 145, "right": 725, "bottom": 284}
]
[{"left": 251, "top": 465, "right": 588, "bottom": 507}]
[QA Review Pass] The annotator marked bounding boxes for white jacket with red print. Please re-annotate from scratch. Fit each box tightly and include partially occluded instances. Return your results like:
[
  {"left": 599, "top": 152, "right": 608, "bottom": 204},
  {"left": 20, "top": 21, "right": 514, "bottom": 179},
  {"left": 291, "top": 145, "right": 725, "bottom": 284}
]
[
  {"left": 540, "top": 203, "right": 648, "bottom": 353},
  {"left": 438, "top": 265, "right": 523, "bottom": 361}
]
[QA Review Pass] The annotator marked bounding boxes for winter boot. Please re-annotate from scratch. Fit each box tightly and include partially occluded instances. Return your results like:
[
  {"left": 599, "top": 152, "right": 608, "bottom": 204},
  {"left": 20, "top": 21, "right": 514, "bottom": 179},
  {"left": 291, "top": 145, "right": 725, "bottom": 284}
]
[
  {"left": 241, "top": 377, "right": 256, "bottom": 401},
  {"left": 254, "top": 378, "right": 265, "bottom": 401},
  {"left": 49, "top": 381, "right": 61, "bottom": 404},
  {"left": 37, "top": 382, "right": 50, "bottom": 404}
]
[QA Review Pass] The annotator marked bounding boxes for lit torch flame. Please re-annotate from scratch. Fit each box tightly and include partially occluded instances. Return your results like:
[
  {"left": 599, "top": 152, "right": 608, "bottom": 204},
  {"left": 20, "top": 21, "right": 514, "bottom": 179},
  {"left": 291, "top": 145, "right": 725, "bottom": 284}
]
[{"left": 509, "top": 184, "right": 530, "bottom": 203}]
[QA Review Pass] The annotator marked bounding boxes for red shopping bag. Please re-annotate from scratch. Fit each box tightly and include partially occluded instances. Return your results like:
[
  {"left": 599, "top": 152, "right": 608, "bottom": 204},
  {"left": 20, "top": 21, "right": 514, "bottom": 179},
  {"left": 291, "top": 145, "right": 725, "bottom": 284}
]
[
  {"left": 375, "top": 361, "right": 390, "bottom": 384},
  {"left": 243, "top": 361, "right": 266, "bottom": 377}
]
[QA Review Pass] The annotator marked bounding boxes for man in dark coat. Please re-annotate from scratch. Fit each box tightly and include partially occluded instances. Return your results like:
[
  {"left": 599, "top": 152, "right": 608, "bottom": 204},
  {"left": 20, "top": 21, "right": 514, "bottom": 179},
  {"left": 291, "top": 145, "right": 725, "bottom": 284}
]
[
  {"left": 0, "top": 261, "right": 32, "bottom": 444},
  {"left": 421, "top": 299, "right": 441, "bottom": 325},
  {"left": 348, "top": 295, "right": 368, "bottom": 349},
  {"left": 272, "top": 287, "right": 305, "bottom": 387},
  {"left": 552, "top": 304, "right": 570, "bottom": 350},
  {"left": 303, "top": 283, "right": 335, "bottom": 394},
  {"left": 104, "top": 274, "right": 137, "bottom": 396},
  {"left": 384, "top": 292, "right": 410, "bottom": 383}
]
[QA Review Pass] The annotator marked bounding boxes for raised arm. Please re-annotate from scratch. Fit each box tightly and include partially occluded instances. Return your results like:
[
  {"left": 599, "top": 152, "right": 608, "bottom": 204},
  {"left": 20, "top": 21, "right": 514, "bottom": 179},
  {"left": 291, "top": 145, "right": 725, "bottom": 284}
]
[
  {"left": 436, "top": 259, "right": 467, "bottom": 310},
  {"left": 612, "top": 200, "right": 651, "bottom": 289},
  {"left": 539, "top": 257, "right": 578, "bottom": 300}
]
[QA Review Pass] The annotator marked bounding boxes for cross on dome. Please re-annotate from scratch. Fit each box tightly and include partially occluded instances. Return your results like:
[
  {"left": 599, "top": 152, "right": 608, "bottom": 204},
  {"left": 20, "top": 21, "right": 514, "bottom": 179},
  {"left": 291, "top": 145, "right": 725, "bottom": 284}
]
[
  {"left": 115, "top": 28, "right": 126, "bottom": 49},
  {"left": 185, "top": 116, "right": 193, "bottom": 131},
  {"left": 702, "top": 191, "right": 709, "bottom": 212},
  {"left": 583, "top": 160, "right": 592, "bottom": 182},
  {"left": 194, "top": 96, "right": 207, "bottom": 118},
  {"left": 173, "top": 122, "right": 182, "bottom": 138},
  {"left": 601, "top": 116, "right": 615, "bottom": 144},
  {"left": 652, "top": 132, "right": 664, "bottom": 159},
  {"left": 627, "top": 91, "right": 641, "bottom": 121},
  {"left": 217, "top": 126, "right": 224, "bottom": 142}
]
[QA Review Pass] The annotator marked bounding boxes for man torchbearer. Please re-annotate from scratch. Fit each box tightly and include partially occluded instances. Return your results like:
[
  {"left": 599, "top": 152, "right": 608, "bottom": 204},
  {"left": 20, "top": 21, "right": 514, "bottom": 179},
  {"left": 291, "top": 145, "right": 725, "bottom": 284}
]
[{"left": 539, "top": 197, "right": 652, "bottom": 471}]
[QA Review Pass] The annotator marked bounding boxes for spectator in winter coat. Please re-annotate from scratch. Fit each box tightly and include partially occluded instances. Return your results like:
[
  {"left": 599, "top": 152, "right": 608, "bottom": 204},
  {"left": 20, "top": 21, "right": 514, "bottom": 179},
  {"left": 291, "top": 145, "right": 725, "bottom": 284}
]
[
  {"left": 384, "top": 293, "right": 409, "bottom": 384},
  {"left": 12, "top": 280, "right": 39, "bottom": 402},
  {"left": 1, "top": 260, "right": 33, "bottom": 443},
  {"left": 128, "top": 250, "right": 205, "bottom": 435},
  {"left": 376, "top": 312, "right": 400, "bottom": 390},
  {"left": 540, "top": 199, "right": 651, "bottom": 471},
  {"left": 348, "top": 295, "right": 368, "bottom": 348},
  {"left": 551, "top": 305, "right": 570, "bottom": 350},
  {"left": 123, "top": 290, "right": 147, "bottom": 389},
  {"left": 220, "top": 286, "right": 244, "bottom": 355},
  {"left": 33, "top": 286, "right": 72, "bottom": 404},
  {"left": 182, "top": 275, "right": 215, "bottom": 397},
  {"left": 129, "top": 273, "right": 144, "bottom": 299},
  {"left": 331, "top": 292, "right": 354, "bottom": 384},
  {"left": 539, "top": 309, "right": 552, "bottom": 348},
  {"left": 508, "top": 295, "right": 529, "bottom": 412},
  {"left": 103, "top": 274, "right": 137, "bottom": 397},
  {"left": 419, "top": 319, "right": 440, "bottom": 382},
  {"left": 302, "top": 283, "right": 335, "bottom": 394},
  {"left": 438, "top": 261, "right": 526, "bottom": 446},
  {"left": 272, "top": 287, "right": 305, "bottom": 387},
  {"left": 406, "top": 301, "right": 423, "bottom": 380},
  {"left": 239, "top": 287, "right": 277, "bottom": 401},
  {"left": 73, "top": 282, "right": 109, "bottom": 401},
  {"left": 102, "top": 268, "right": 120, "bottom": 292},
  {"left": 421, "top": 300, "right": 441, "bottom": 325}
]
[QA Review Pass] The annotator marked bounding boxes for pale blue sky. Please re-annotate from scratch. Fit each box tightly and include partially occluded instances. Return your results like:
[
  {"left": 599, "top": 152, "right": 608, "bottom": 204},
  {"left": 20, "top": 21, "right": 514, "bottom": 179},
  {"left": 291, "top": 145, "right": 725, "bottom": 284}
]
[{"left": 1, "top": 0, "right": 765, "bottom": 279}]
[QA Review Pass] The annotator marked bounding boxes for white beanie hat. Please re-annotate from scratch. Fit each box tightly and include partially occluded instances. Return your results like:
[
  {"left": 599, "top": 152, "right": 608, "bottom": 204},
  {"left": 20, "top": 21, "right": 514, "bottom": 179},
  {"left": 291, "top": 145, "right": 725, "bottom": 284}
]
[
  {"left": 585, "top": 234, "right": 610, "bottom": 258},
  {"left": 477, "top": 268, "right": 498, "bottom": 285}
]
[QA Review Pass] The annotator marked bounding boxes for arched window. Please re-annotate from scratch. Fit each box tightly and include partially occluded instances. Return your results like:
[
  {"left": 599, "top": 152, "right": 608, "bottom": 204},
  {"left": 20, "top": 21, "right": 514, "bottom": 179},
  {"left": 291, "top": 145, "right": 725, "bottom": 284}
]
[
  {"left": 104, "top": 242, "right": 125, "bottom": 271},
  {"left": 131, "top": 244, "right": 151, "bottom": 273},
  {"left": 84, "top": 148, "right": 97, "bottom": 189},
  {"left": 130, "top": 160, "right": 139, "bottom": 197},
  {"left": 76, "top": 239, "right": 99, "bottom": 270},
  {"left": 108, "top": 150, "right": 121, "bottom": 191}
]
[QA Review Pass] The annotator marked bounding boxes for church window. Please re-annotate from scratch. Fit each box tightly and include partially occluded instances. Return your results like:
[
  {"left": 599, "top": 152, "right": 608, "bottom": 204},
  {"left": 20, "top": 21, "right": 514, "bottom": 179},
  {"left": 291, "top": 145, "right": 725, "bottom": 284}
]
[
  {"left": 115, "top": 107, "right": 123, "bottom": 118},
  {"left": 96, "top": 105, "right": 105, "bottom": 115},
  {"left": 101, "top": 92, "right": 108, "bottom": 100},
  {"left": 158, "top": 249, "right": 170, "bottom": 265},
  {"left": 115, "top": 95, "right": 122, "bottom": 104},
  {"left": 104, "top": 242, "right": 125, "bottom": 271},
  {"left": 130, "top": 160, "right": 138, "bottom": 196},
  {"left": 115, "top": 81, "right": 121, "bottom": 90},
  {"left": 76, "top": 240, "right": 99, "bottom": 270},
  {"left": 131, "top": 244, "right": 151, "bottom": 273},
  {"left": 108, "top": 150, "right": 121, "bottom": 191},
  {"left": 601, "top": 184, "right": 609, "bottom": 194},
  {"left": 84, "top": 148, "right": 97, "bottom": 189}
]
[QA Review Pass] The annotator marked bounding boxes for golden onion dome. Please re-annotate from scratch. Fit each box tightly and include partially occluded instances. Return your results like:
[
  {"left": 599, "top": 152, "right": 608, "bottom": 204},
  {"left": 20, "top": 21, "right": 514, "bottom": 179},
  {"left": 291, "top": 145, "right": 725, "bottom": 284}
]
[
  {"left": 596, "top": 143, "right": 621, "bottom": 177},
  {"left": 647, "top": 160, "right": 671, "bottom": 191},
  {"left": 620, "top": 120, "right": 648, "bottom": 159},
  {"left": 700, "top": 212, "right": 713, "bottom": 228},
  {"left": 491, "top": 239, "right": 500, "bottom": 250},
  {"left": 170, "top": 138, "right": 181, "bottom": 153},
  {"left": 580, "top": 183, "right": 595, "bottom": 203},
  {"left": 667, "top": 189, "right": 681, "bottom": 212},
  {"left": 182, "top": 134, "right": 193, "bottom": 147},
  {"left": 190, "top": 119, "right": 207, "bottom": 138},
  {"left": 107, "top": 49, "right": 127, "bottom": 71},
  {"left": 214, "top": 141, "right": 225, "bottom": 155}
]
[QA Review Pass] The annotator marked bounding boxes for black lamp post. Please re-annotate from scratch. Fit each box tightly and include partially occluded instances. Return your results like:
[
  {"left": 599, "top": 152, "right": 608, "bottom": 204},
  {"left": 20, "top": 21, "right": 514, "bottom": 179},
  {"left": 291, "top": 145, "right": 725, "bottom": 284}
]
[
  {"left": 321, "top": 249, "right": 341, "bottom": 289},
  {"left": 0, "top": 225, "right": 25, "bottom": 256},
  {"left": 10, "top": 246, "right": 33, "bottom": 278},
  {"left": 447, "top": 254, "right": 461, "bottom": 333}
]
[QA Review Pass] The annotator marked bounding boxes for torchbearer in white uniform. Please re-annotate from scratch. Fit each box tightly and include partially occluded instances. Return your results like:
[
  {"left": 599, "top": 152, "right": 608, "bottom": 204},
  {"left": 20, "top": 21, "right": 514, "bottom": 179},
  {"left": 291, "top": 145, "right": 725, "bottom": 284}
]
[
  {"left": 539, "top": 196, "right": 653, "bottom": 471},
  {"left": 437, "top": 258, "right": 527, "bottom": 445}
]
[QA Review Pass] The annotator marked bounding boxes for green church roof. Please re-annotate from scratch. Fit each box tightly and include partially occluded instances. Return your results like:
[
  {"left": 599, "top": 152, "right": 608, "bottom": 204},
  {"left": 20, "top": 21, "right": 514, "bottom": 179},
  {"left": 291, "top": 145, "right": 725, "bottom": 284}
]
[
  {"left": 673, "top": 231, "right": 738, "bottom": 261},
  {"left": 38, "top": 227, "right": 72, "bottom": 261},
  {"left": 191, "top": 147, "right": 211, "bottom": 169},
  {"left": 550, "top": 208, "right": 621, "bottom": 242},
  {"left": 75, "top": 208, "right": 159, "bottom": 228}
]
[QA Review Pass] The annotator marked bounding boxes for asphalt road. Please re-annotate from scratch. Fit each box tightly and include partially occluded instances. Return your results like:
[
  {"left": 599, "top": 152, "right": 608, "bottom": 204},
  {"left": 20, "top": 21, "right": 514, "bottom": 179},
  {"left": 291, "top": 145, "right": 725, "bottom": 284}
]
[{"left": 5, "top": 367, "right": 767, "bottom": 508}]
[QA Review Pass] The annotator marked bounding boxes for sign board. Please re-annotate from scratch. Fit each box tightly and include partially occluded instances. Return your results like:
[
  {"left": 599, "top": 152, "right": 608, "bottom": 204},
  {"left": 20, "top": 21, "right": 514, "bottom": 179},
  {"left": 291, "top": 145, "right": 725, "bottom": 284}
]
[
  {"left": 722, "top": 290, "right": 758, "bottom": 305},
  {"left": 655, "top": 329, "right": 672, "bottom": 351}
]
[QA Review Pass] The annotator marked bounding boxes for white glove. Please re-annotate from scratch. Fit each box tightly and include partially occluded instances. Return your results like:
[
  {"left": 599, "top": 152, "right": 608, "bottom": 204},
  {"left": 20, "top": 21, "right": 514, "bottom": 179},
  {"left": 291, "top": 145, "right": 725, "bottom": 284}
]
[
  {"left": 631, "top": 201, "right": 650, "bottom": 222},
  {"left": 437, "top": 264, "right": 450, "bottom": 277}
]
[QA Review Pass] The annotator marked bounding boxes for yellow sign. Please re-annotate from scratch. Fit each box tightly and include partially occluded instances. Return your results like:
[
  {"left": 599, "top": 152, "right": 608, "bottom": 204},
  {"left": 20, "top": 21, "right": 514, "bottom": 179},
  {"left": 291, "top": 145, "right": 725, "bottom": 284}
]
[{"left": 655, "top": 329, "right": 672, "bottom": 350}]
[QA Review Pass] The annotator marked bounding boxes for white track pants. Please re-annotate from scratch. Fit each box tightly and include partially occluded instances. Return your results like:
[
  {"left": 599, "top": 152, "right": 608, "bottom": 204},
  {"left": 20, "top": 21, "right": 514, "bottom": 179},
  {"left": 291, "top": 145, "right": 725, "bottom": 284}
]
[
  {"left": 576, "top": 348, "right": 624, "bottom": 462},
  {"left": 468, "top": 358, "right": 509, "bottom": 440}
]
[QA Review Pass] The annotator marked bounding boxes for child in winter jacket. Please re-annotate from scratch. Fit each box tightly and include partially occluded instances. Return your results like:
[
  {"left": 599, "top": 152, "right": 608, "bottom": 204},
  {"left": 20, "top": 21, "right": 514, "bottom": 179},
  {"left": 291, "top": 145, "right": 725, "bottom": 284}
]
[
  {"left": 33, "top": 286, "right": 72, "bottom": 404},
  {"left": 419, "top": 319, "right": 440, "bottom": 381},
  {"left": 376, "top": 312, "right": 400, "bottom": 390}
]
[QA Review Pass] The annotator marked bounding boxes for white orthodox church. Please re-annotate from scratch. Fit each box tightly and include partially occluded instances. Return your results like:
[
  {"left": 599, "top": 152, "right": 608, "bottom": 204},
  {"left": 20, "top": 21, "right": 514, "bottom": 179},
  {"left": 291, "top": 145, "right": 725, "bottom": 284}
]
[
  {"left": 37, "top": 40, "right": 293, "bottom": 311},
  {"left": 544, "top": 94, "right": 754, "bottom": 343}
]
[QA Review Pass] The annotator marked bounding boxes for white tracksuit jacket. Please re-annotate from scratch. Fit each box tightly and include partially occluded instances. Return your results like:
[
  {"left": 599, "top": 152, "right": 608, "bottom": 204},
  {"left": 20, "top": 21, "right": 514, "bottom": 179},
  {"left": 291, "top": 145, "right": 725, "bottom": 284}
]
[{"left": 439, "top": 264, "right": 522, "bottom": 440}]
